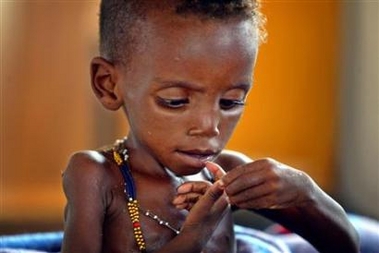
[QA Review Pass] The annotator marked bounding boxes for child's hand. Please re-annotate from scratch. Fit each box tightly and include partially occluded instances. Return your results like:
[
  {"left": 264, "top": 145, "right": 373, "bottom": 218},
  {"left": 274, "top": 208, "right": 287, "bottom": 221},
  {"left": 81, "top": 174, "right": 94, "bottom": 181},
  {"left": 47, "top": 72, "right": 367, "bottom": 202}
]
[
  {"left": 173, "top": 162, "right": 226, "bottom": 211},
  {"left": 180, "top": 176, "right": 229, "bottom": 239},
  {"left": 222, "top": 158, "right": 313, "bottom": 209},
  {"left": 171, "top": 163, "right": 230, "bottom": 251}
]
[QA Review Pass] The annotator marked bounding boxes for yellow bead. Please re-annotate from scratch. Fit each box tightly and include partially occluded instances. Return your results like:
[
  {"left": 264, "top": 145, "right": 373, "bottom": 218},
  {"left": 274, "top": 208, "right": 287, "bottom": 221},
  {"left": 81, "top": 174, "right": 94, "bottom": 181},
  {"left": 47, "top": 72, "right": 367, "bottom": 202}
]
[{"left": 113, "top": 151, "right": 123, "bottom": 165}]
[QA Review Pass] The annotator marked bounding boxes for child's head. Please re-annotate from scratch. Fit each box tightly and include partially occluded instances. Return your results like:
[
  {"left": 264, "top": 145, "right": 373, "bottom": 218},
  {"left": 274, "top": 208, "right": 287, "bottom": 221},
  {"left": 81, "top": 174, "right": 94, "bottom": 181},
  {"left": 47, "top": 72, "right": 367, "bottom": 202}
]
[
  {"left": 99, "top": 0, "right": 265, "bottom": 64},
  {"left": 91, "top": 0, "right": 265, "bottom": 175}
]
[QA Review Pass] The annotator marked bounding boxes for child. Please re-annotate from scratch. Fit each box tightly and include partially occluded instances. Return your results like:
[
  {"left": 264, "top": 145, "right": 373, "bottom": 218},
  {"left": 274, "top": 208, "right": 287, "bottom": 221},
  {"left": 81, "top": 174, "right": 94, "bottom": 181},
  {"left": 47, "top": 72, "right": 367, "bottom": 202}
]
[{"left": 61, "top": 0, "right": 359, "bottom": 252}]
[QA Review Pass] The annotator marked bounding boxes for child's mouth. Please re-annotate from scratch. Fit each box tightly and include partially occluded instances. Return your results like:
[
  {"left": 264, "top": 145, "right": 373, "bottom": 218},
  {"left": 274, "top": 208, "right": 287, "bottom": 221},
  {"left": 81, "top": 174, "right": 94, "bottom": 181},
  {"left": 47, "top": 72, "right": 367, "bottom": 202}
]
[{"left": 177, "top": 150, "right": 217, "bottom": 163}]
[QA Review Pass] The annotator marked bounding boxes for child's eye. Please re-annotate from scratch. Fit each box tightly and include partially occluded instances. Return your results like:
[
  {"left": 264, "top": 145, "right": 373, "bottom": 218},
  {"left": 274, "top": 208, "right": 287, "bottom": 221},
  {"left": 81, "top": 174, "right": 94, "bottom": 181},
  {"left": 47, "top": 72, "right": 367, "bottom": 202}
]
[
  {"left": 219, "top": 99, "right": 246, "bottom": 110},
  {"left": 156, "top": 97, "right": 189, "bottom": 109}
]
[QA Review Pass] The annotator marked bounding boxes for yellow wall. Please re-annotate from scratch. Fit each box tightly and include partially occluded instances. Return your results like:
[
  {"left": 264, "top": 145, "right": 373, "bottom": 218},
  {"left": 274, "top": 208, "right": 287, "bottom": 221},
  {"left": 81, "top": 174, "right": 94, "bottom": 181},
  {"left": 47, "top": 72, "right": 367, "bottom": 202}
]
[
  {"left": 228, "top": 2, "right": 340, "bottom": 191},
  {"left": 1, "top": 1, "right": 101, "bottom": 232},
  {"left": 1, "top": 1, "right": 340, "bottom": 233}
]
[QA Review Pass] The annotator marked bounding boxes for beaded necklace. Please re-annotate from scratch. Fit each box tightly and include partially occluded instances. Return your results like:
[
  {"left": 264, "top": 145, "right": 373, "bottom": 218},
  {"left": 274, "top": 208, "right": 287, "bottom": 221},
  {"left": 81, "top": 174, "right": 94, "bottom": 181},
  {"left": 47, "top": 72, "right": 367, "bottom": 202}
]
[{"left": 113, "top": 142, "right": 181, "bottom": 253}]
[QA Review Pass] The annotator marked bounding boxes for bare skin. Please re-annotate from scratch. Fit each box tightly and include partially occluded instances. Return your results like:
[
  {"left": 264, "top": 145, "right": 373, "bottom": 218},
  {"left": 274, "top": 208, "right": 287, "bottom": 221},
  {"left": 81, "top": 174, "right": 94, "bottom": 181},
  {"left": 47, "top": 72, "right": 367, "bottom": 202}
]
[
  {"left": 61, "top": 5, "right": 359, "bottom": 253},
  {"left": 62, "top": 149, "right": 234, "bottom": 253},
  {"left": 176, "top": 153, "right": 360, "bottom": 253}
]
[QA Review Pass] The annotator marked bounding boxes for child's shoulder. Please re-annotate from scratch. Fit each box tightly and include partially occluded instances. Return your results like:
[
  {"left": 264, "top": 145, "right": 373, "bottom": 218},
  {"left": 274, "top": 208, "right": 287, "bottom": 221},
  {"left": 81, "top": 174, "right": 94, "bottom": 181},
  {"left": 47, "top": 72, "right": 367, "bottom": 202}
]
[
  {"left": 65, "top": 149, "right": 112, "bottom": 172},
  {"left": 215, "top": 149, "right": 252, "bottom": 172},
  {"left": 62, "top": 149, "right": 119, "bottom": 193}
]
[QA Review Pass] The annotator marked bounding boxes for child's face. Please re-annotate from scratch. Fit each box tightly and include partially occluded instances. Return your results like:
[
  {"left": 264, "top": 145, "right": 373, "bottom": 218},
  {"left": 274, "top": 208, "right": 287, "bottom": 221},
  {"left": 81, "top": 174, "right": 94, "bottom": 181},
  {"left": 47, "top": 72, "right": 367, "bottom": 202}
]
[{"left": 118, "top": 13, "right": 258, "bottom": 175}]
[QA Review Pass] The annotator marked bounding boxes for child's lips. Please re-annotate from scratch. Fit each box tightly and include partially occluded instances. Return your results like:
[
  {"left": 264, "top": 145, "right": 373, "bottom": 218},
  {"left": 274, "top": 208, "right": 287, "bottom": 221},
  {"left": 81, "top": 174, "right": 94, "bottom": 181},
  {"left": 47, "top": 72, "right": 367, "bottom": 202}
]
[{"left": 177, "top": 150, "right": 217, "bottom": 163}]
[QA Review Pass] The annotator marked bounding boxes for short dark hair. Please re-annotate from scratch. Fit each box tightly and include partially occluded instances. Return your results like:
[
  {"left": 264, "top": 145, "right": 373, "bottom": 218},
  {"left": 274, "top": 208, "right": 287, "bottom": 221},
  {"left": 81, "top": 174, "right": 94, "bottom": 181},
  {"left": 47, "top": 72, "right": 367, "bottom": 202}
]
[{"left": 99, "top": 0, "right": 266, "bottom": 64}]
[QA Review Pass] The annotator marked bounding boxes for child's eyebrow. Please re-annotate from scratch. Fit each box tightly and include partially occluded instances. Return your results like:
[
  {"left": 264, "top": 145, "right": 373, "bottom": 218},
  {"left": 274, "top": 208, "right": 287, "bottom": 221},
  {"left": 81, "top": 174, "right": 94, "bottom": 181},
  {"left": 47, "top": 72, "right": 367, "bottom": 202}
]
[
  {"left": 153, "top": 77, "right": 204, "bottom": 91},
  {"left": 232, "top": 82, "right": 252, "bottom": 92},
  {"left": 153, "top": 77, "right": 252, "bottom": 92}
]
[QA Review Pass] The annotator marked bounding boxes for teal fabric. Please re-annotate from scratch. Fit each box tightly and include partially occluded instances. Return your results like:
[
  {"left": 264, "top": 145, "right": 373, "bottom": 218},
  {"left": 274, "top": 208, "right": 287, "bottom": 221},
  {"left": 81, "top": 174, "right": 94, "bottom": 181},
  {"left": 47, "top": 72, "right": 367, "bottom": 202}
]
[
  {"left": 1, "top": 214, "right": 378, "bottom": 253},
  {"left": 0, "top": 227, "right": 289, "bottom": 253},
  {"left": 0, "top": 232, "right": 62, "bottom": 253}
]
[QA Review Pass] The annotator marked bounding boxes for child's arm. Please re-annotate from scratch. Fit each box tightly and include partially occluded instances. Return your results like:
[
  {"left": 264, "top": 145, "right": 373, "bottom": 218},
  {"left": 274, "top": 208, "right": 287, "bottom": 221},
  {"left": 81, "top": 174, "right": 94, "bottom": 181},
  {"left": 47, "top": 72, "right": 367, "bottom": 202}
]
[
  {"left": 61, "top": 151, "right": 109, "bottom": 253},
  {"left": 219, "top": 151, "right": 359, "bottom": 253},
  {"left": 174, "top": 151, "right": 359, "bottom": 253}
]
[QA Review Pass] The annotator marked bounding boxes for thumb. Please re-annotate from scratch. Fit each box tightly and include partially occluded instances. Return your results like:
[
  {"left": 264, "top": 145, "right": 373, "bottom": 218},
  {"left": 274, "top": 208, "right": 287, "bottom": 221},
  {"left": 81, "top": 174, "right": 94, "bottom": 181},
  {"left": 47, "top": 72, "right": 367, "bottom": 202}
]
[{"left": 205, "top": 162, "right": 226, "bottom": 182}]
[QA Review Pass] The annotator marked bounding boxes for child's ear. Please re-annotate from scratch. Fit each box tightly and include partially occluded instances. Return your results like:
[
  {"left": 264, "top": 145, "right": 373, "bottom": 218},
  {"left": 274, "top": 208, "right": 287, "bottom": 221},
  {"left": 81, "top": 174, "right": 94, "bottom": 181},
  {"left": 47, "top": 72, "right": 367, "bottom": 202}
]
[{"left": 90, "top": 57, "right": 123, "bottom": 111}]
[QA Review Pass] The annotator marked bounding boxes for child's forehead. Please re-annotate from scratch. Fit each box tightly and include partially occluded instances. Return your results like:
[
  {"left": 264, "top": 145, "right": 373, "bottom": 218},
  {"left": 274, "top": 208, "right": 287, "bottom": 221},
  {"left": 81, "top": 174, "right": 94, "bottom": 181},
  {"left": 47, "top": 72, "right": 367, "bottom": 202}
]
[
  {"left": 121, "top": 12, "right": 257, "bottom": 85},
  {"left": 139, "top": 6, "right": 256, "bottom": 39},
  {"left": 141, "top": 13, "right": 257, "bottom": 51},
  {"left": 122, "top": 10, "right": 258, "bottom": 69}
]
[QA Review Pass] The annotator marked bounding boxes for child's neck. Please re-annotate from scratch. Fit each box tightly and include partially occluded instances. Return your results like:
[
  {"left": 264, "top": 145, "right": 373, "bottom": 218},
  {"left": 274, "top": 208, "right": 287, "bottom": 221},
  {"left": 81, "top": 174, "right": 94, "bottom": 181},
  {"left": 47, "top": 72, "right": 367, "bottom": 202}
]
[{"left": 118, "top": 137, "right": 185, "bottom": 181}]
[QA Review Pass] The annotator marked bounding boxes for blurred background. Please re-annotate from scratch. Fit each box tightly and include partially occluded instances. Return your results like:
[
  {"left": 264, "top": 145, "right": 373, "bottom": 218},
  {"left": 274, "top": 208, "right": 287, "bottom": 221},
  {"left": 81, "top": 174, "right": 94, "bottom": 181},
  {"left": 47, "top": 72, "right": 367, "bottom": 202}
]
[{"left": 1, "top": 0, "right": 378, "bottom": 234}]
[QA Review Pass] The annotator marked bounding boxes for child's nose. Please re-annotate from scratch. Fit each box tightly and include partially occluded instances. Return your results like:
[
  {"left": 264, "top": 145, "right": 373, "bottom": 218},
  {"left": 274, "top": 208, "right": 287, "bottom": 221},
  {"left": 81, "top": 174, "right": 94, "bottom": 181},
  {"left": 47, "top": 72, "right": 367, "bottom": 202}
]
[{"left": 187, "top": 108, "right": 220, "bottom": 137}]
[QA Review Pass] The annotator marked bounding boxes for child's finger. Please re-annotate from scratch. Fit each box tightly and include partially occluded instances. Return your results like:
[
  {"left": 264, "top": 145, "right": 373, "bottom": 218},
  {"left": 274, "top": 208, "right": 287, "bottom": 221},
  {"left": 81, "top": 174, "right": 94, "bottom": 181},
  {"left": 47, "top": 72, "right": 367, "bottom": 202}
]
[
  {"left": 175, "top": 202, "right": 194, "bottom": 210},
  {"left": 187, "top": 180, "right": 227, "bottom": 216},
  {"left": 176, "top": 181, "right": 211, "bottom": 194},
  {"left": 205, "top": 162, "right": 226, "bottom": 182},
  {"left": 172, "top": 192, "right": 201, "bottom": 206},
  {"left": 200, "top": 180, "right": 229, "bottom": 214}
]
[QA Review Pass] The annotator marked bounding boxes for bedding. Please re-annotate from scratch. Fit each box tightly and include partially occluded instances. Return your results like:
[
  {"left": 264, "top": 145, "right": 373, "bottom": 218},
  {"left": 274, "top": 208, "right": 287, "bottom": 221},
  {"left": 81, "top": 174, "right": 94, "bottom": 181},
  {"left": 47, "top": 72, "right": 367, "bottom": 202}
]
[{"left": 1, "top": 214, "right": 378, "bottom": 253}]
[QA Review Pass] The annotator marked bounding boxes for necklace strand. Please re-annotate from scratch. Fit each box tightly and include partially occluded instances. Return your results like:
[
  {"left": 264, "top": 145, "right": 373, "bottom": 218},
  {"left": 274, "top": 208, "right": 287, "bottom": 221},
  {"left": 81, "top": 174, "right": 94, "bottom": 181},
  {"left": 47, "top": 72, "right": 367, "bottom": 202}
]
[
  {"left": 114, "top": 140, "right": 181, "bottom": 237},
  {"left": 114, "top": 152, "right": 147, "bottom": 253},
  {"left": 140, "top": 207, "right": 181, "bottom": 235}
]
